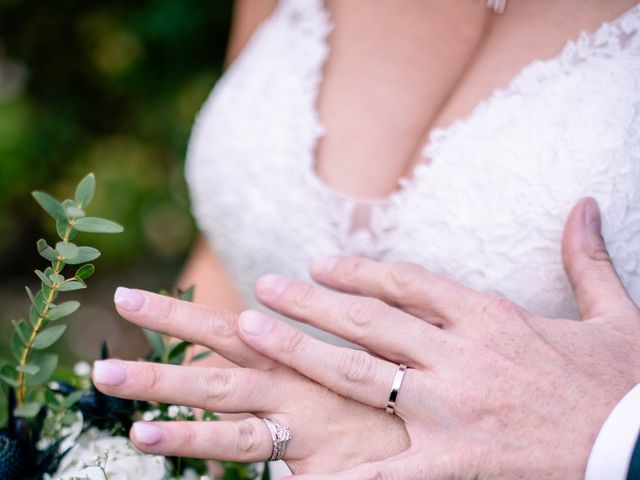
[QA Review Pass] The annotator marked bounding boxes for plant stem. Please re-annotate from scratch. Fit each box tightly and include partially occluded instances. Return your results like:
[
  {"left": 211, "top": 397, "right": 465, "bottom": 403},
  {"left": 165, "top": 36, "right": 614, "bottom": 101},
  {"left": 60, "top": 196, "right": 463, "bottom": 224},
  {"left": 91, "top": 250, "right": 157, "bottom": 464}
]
[{"left": 17, "top": 222, "right": 73, "bottom": 405}]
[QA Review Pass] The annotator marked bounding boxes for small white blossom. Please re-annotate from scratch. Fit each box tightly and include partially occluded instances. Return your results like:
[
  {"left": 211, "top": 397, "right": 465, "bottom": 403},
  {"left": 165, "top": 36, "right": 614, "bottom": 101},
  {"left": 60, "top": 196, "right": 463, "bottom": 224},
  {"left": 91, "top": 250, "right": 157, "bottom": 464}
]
[
  {"left": 142, "top": 411, "right": 156, "bottom": 421},
  {"left": 168, "top": 405, "right": 180, "bottom": 418},
  {"left": 51, "top": 428, "right": 169, "bottom": 480},
  {"left": 73, "top": 361, "right": 92, "bottom": 376}
]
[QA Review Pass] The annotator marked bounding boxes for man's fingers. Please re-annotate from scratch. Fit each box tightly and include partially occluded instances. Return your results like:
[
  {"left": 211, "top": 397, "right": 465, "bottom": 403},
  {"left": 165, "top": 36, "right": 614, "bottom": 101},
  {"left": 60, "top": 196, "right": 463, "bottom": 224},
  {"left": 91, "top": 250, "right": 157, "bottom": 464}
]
[
  {"left": 92, "top": 360, "right": 280, "bottom": 413},
  {"left": 308, "top": 256, "right": 484, "bottom": 328},
  {"left": 130, "top": 418, "right": 278, "bottom": 462},
  {"left": 238, "top": 310, "right": 427, "bottom": 416},
  {"left": 113, "top": 288, "right": 273, "bottom": 368},
  {"left": 255, "top": 275, "right": 445, "bottom": 364},
  {"left": 562, "top": 198, "right": 637, "bottom": 320}
]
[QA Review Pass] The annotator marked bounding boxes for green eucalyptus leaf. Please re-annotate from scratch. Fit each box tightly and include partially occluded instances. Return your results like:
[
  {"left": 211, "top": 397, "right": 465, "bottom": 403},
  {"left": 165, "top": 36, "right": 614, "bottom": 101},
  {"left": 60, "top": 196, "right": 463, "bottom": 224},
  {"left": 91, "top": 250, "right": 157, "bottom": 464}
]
[
  {"left": 29, "top": 305, "right": 40, "bottom": 327},
  {"left": 49, "top": 273, "right": 64, "bottom": 285},
  {"left": 64, "top": 246, "right": 100, "bottom": 264},
  {"left": 26, "top": 354, "right": 58, "bottom": 387},
  {"left": 46, "top": 301, "right": 80, "bottom": 321},
  {"left": 166, "top": 341, "right": 189, "bottom": 365},
  {"left": 11, "top": 331, "right": 23, "bottom": 362},
  {"left": 73, "top": 217, "right": 123, "bottom": 233},
  {"left": 57, "top": 280, "right": 86, "bottom": 292},
  {"left": 25, "top": 286, "right": 35, "bottom": 305},
  {"left": 75, "top": 173, "right": 96, "bottom": 207},
  {"left": 75, "top": 264, "right": 95, "bottom": 280},
  {"left": 65, "top": 206, "right": 85, "bottom": 218},
  {"left": 32, "top": 191, "right": 66, "bottom": 222},
  {"left": 144, "top": 329, "right": 165, "bottom": 357},
  {"left": 35, "top": 270, "right": 53, "bottom": 287},
  {"left": 14, "top": 402, "right": 41, "bottom": 418},
  {"left": 44, "top": 389, "right": 61, "bottom": 408},
  {"left": 61, "top": 390, "right": 83, "bottom": 408},
  {"left": 0, "top": 364, "right": 18, "bottom": 387},
  {"left": 16, "top": 364, "right": 40, "bottom": 375},
  {"left": 32, "top": 324, "right": 67, "bottom": 349},
  {"left": 191, "top": 349, "right": 212, "bottom": 363},
  {"left": 12, "top": 319, "right": 31, "bottom": 345},
  {"left": 37, "top": 239, "right": 59, "bottom": 262},
  {"left": 178, "top": 285, "right": 196, "bottom": 302},
  {"left": 55, "top": 241, "right": 79, "bottom": 260}
]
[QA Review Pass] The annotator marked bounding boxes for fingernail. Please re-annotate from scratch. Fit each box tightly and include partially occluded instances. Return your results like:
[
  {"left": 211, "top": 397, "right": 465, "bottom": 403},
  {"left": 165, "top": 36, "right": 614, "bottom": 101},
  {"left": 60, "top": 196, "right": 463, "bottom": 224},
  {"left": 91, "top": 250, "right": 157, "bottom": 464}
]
[
  {"left": 133, "top": 422, "right": 163, "bottom": 445},
  {"left": 256, "top": 274, "right": 289, "bottom": 297},
  {"left": 583, "top": 199, "right": 602, "bottom": 235},
  {"left": 311, "top": 256, "right": 339, "bottom": 275},
  {"left": 93, "top": 360, "right": 126, "bottom": 386},
  {"left": 239, "top": 311, "right": 274, "bottom": 336},
  {"left": 114, "top": 287, "right": 145, "bottom": 312}
]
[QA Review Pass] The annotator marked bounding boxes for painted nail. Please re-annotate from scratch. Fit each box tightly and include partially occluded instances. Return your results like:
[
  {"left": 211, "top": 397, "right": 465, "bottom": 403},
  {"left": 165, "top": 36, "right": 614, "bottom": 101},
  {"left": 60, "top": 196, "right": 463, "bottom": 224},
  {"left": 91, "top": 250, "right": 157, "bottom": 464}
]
[
  {"left": 114, "top": 287, "right": 145, "bottom": 312},
  {"left": 311, "top": 256, "right": 339, "bottom": 275},
  {"left": 133, "top": 422, "right": 163, "bottom": 445},
  {"left": 93, "top": 360, "right": 127, "bottom": 386},
  {"left": 239, "top": 311, "right": 274, "bottom": 336},
  {"left": 256, "top": 274, "right": 289, "bottom": 297},
  {"left": 583, "top": 198, "right": 602, "bottom": 235}
]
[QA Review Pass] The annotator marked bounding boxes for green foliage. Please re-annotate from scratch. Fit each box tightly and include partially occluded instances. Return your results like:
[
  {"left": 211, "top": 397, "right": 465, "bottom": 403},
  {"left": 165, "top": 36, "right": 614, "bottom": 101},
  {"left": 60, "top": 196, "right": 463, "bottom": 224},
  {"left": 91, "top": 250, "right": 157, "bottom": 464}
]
[{"left": 0, "top": 173, "right": 123, "bottom": 417}]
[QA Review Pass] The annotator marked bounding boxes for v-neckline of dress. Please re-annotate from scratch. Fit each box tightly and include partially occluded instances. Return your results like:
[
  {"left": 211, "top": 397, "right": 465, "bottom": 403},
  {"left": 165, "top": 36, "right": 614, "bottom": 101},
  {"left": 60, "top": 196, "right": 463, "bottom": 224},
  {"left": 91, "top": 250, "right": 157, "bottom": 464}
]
[{"left": 298, "top": 0, "right": 640, "bottom": 206}]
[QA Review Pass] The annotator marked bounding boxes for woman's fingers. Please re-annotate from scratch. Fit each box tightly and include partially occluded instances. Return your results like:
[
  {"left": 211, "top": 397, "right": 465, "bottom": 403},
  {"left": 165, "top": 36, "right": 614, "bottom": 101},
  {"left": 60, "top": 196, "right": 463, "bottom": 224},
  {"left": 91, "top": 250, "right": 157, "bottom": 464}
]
[
  {"left": 113, "top": 288, "right": 273, "bottom": 368},
  {"left": 92, "top": 360, "right": 280, "bottom": 413},
  {"left": 562, "top": 198, "right": 638, "bottom": 321},
  {"left": 308, "top": 256, "right": 484, "bottom": 328},
  {"left": 130, "top": 417, "right": 277, "bottom": 462},
  {"left": 254, "top": 275, "right": 447, "bottom": 364},
  {"left": 238, "top": 310, "right": 419, "bottom": 414}
]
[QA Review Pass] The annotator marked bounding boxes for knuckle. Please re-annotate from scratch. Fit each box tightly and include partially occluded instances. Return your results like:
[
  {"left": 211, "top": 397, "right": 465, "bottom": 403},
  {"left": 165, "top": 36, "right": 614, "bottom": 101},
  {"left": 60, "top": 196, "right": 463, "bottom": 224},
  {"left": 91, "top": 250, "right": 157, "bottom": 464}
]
[
  {"left": 386, "top": 262, "right": 424, "bottom": 293},
  {"left": 337, "top": 350, "right": 376, "bottom": 385},
  {"left": 290, "top": 283, "right": 316, "bottom": 310},
  {"left": 281, "top": 327, "right": 306, "bottom": 356},
  {"left": 344, "top": 298, "right": 385, "bottom": 329},
  {"left": 234, "top": 421, "right": 262, "bottom": 457},
  {"left": 156, "top": 296, "right": 179, "bottom": 328},
  {"left": 201, "top": 368, "right": 235, "bottom": 406},
  {"left": 179, "top": 423, "right": 197, "bottom": 448},
  {"left": 478, "top": 296, "right": 523, "bottom": 322},
  {"left": 209, "top": 310, "right": 236, "bottom": 339},
  {"left": 141, "top": 363, "right": 162, "bottom": 392}
]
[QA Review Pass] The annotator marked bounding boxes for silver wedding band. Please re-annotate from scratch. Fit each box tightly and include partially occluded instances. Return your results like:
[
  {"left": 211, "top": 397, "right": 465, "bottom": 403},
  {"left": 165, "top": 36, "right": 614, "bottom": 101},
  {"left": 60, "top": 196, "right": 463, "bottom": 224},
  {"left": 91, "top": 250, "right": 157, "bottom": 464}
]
[
  {"left": 386, "top": 364, "right": 408, "bottom": 415},
  {"left": 261, "top": 417, "right": 292, "bottom": 461}
]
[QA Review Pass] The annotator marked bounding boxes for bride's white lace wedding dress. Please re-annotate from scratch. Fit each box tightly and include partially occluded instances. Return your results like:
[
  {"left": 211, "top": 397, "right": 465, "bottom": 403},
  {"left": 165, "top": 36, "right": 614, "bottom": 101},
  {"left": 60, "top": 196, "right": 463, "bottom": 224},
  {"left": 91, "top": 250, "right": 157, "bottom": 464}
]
[{"left": 186, "top": 0, "right": 640, "bottom": 346}]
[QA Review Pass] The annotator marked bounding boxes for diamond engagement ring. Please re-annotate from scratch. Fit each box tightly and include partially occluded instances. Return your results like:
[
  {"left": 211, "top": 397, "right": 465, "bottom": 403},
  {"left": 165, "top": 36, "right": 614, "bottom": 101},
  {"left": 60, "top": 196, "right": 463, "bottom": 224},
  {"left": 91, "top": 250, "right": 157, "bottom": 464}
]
[
  {"left": 261, "top": 417, "right": 292, "bottom": 461},
  {"left": 386, "top": 364, "right": 408, "bottom": 415}
]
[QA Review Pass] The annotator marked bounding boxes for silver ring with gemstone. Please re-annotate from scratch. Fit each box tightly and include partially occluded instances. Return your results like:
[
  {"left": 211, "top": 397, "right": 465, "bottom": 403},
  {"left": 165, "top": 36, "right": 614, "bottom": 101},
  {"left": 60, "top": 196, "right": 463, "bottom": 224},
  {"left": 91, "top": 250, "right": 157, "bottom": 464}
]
[{"left": 261, "top": 417, "right": 292, "bottom": 461}]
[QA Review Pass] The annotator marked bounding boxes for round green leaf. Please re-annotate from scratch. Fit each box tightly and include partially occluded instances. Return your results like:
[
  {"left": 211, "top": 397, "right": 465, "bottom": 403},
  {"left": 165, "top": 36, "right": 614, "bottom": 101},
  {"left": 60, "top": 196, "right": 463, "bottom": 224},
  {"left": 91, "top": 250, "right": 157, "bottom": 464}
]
[
  {"left": 46, "top": 301, "right": 80, "bottom": 321},
  {"left": 32, "top": 324, "right": 67, "bottom": 350},
  {"left": 75, "top": 264, "right": 95, "bottom": 280},
  {"left": 14, "top": 402, "right": 41, "bottom": 418},
  {"left": 73, "top": 217, "right": 124, "bottom": 233},
  {"left": 32, "top": 191, "right": 66, "bottom": 222},
  {"left": 56, "top": 241, "right": 79, "bottom": 260},
  {"left": 26, "top": 354, "right": 58, "bottom": 387},
  {"left": 63, "top": 246, "right": 101, "bottom": 264},
  {"left": 75, "top": 173, "right": 96, "bottom": 207}
]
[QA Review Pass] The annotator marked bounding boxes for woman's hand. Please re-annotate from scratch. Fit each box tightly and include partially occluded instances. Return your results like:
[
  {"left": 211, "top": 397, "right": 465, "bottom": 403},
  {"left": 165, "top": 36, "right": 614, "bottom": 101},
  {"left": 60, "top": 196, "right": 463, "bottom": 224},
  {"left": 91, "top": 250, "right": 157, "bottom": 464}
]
[
  {"left": 236, "top": 198, "right": 640, "bottom": 479},
  {"left": 92, "top": 288, "right": 409, "bottom": 473}
]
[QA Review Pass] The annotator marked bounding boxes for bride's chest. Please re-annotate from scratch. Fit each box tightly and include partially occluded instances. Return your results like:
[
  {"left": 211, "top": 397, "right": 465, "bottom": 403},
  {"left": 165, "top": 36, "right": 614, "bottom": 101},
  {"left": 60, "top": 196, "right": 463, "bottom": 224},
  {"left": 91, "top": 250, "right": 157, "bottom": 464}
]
[{"left": 185, "top": 1, "right": 640, "bottom": 320}]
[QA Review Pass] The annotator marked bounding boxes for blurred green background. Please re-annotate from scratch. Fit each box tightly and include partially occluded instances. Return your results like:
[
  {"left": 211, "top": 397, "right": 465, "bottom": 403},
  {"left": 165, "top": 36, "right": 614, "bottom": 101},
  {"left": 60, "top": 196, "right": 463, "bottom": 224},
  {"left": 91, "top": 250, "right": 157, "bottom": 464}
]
[{"left": 0, "top": 0, "right": 234, "bottom": 418}]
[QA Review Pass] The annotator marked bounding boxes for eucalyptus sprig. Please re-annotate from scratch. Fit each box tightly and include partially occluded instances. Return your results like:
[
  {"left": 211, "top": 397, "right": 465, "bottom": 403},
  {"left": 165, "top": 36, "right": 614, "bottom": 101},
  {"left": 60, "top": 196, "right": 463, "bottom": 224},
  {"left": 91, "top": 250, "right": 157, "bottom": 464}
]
[{"left": 0, "top": 173, "right": 123, "bottom": 416}]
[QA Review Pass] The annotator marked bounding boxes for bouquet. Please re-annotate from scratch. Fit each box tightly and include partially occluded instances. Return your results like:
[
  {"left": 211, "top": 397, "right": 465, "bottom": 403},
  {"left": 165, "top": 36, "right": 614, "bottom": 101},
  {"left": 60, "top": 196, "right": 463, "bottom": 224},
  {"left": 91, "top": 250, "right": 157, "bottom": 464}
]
[{"left": 0, "top": 174, "right": 263, "bottom": 480}]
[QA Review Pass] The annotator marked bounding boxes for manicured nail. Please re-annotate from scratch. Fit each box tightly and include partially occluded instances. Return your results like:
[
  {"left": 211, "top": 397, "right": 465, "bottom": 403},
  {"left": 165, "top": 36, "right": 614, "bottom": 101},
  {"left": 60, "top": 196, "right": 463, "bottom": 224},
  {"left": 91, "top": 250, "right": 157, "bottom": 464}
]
[
  {"left": 311, "top": 256, "right": 339, "bottom": 275},
  {"left": 114, "top": 287, "right": 145, "bottom": 312},
  {"left": 583, "top": 198, "right": 602, "bottom": 235},
  {"left": 93, "top": 360, "right": 126, "bottom": 386},
  {"left": 133, "top": 422, "right": 163, "bottom": 445},
  {"left": 239, "top": 311, "right": 274, "bottom": 336},
  {"left": 256, "top": 275, "right": 289, "bottom": 297}
]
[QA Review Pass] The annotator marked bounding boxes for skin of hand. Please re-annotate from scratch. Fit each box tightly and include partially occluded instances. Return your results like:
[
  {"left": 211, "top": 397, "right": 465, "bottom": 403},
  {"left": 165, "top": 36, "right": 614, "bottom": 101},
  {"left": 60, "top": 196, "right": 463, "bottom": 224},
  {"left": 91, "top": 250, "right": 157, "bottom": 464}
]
[
  {"left": 234, "top": 198, "right": 640, "bottom": 480},
  {"left": 92, "top": 289, "right": 409, "bottom": 473}
]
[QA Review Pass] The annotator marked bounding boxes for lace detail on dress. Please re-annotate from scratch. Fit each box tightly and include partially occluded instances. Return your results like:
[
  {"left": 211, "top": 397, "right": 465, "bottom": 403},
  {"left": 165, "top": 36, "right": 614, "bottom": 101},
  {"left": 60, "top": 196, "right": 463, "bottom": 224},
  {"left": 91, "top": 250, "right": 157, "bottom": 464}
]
[{"left": 185, "top": 0, "right": 640, "bottom": 333}]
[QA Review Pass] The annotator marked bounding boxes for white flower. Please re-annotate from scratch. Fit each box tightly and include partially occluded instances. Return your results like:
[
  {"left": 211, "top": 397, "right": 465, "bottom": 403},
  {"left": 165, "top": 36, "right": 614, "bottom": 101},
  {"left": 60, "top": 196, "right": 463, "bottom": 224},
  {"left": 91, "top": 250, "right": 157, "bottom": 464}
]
[
  {"left": 50, "top": 428, "right": 169, "bottom": 480},
  {"left": 73, "top": 361, "right": 92, "bottom": 377},
  {"left": 168, "top": 405, "right": 180, "bottom": 418},
  {"left": 142, "top": 410, "right": 156, "bottom": 421},
  {"left": 37, "top": 411, "right": 84, "bottom": 454}
]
